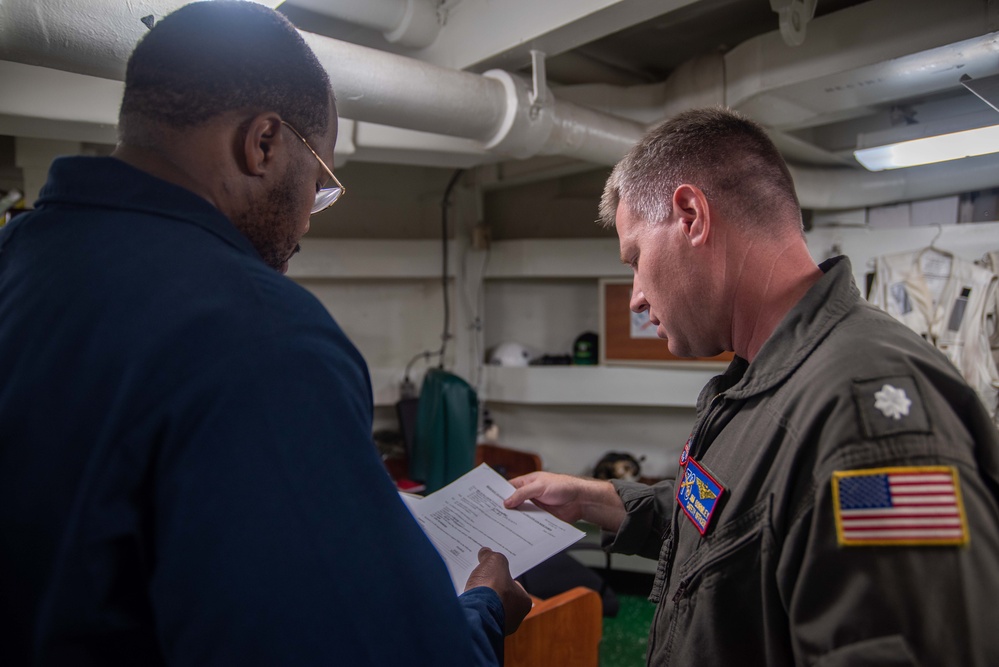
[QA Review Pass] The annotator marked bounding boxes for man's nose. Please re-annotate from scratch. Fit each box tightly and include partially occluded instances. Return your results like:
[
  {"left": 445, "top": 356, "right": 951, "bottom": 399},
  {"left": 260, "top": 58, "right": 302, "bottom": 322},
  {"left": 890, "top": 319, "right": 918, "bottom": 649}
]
[{"left": 630, "top": 286, "right": 649, "bottom": 314}]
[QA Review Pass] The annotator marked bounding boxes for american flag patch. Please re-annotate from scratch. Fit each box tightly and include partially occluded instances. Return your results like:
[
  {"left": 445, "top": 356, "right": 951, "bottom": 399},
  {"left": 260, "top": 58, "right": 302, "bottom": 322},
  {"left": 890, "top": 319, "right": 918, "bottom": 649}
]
[{"left": 832, "top": 466, "right": 968, "bottom": 546}]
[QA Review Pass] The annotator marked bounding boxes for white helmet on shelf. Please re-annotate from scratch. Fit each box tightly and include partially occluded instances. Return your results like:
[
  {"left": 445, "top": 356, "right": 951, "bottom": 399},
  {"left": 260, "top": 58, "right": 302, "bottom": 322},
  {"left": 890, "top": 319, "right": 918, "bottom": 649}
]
[{"left": 488, "top": 342, "right": 533, "bottom": 367}]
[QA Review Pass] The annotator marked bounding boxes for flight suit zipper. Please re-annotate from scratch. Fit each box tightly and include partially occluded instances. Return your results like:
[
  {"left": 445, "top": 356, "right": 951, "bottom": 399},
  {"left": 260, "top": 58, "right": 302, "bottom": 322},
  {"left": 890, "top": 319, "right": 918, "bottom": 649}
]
[
  {"left": 653, "top": 391, "right": 726, "bottom": 665},
  {"left": 666, "top": 391, "right": 725, "bottom": 578}
]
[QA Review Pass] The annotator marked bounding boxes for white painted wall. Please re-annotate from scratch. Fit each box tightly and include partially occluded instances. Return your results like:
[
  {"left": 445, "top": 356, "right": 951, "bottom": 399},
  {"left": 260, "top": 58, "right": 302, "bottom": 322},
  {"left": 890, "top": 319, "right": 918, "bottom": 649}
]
[
  {"left": 9, "top": 143, "right": 998, "bottom": 476},
  {"left": 484, "top": 278, "right": 600, "bottom": 358},
  {"left": 294, "top": 203, "right": 999, "bottom": 477},
  {"left": 297, "top": 278, "right": 450, "bottom": 368}
]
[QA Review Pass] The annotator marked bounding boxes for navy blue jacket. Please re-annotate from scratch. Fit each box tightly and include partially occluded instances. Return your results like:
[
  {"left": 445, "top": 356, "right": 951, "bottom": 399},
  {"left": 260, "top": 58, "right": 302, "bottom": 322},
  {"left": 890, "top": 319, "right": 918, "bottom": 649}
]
[{"left": 0, "top": 157, "right": 503, "bottom": 666}]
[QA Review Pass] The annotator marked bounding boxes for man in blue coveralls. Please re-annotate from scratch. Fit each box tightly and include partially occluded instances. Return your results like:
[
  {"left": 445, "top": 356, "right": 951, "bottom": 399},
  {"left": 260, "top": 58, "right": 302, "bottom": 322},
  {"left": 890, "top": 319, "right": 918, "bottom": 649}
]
[{"left": 0, "top": 2, "right": 530, "bottom": 665}]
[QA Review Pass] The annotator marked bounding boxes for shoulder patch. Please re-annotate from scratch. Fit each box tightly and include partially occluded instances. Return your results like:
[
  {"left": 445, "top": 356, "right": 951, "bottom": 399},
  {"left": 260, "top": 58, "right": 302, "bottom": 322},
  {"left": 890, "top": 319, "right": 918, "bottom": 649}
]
[
  {"left": 831, "top": 466, "right": 968, "bottom": 547},
  {"left": 852, "top": 375, "right": 930, "bottom": 438}
]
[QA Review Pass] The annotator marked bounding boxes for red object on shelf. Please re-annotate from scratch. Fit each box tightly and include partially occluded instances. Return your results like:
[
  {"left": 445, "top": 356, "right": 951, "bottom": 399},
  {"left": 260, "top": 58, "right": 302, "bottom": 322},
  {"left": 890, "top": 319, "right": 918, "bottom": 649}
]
[{"left": 395, "top": 477, "right": 426, "bottom": 494}]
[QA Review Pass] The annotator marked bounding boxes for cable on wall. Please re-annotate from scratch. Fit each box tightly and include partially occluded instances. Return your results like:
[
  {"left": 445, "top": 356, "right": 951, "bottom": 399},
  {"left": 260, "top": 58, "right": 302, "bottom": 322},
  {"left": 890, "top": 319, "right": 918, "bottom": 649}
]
[{"left": 401, "top": 168, "right": 465, "bottom": 393}]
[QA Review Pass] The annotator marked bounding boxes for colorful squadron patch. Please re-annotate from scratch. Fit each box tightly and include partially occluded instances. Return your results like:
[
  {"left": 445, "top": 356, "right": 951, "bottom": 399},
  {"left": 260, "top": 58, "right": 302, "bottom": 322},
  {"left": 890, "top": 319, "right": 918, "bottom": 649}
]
[
  {"left": 676, "top": 459, "right": 725, "bottom": 535},
  {"left": 832, "top": 466, "right": 968, "bottom": 547}
]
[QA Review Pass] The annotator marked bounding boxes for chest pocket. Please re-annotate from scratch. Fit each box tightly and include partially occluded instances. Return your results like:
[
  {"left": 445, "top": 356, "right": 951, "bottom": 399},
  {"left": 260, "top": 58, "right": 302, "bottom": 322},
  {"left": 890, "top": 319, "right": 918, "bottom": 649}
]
[{"left": 660, "top": 496, "right": 788, "bottom": 666}]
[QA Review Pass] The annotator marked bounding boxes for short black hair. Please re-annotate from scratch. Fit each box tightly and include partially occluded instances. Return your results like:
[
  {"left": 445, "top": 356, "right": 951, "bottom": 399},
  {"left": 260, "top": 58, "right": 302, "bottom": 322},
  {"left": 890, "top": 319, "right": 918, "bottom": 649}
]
[{"left": 120, "top": 1, "right": 331, "bottom": 140}]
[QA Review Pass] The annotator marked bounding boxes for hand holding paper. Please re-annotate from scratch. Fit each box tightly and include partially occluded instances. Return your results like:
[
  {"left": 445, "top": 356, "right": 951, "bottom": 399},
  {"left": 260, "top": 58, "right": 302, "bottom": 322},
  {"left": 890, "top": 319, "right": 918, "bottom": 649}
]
[
  {"left": 403, "top": 464, "right": 585, "bottom": 593},
  {"left": 463, "top": 547, "right": 533, "bottom": 634}
]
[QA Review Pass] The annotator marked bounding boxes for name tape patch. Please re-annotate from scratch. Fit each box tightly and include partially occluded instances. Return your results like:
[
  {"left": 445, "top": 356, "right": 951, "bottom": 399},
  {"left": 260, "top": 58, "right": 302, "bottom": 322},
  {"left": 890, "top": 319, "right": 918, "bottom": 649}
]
[
  {"left": 832, "top": 466, "right": 968, "bottom": 547},
  {"left": 676, "top": 459, "right": 725, "bottom": 535}
]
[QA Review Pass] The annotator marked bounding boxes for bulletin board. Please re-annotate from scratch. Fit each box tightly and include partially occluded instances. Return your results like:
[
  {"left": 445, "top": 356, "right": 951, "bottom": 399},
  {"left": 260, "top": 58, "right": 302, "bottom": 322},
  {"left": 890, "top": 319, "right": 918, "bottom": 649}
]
[{"left": 599, "top": 278, "right": 734, "bottom": 366}]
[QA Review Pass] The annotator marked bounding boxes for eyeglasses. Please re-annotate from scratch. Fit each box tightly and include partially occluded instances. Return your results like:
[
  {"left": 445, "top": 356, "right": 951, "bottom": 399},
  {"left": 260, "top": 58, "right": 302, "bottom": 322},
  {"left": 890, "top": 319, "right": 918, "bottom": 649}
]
[{"left": 280, "top": 120, "right": 345, "bottom": 215}]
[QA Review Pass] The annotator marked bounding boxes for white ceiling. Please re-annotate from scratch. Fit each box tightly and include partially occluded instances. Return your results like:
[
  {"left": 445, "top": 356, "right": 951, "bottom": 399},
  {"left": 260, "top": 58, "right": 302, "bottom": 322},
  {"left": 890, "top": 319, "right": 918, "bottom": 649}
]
[{"left": 1, "top": 0, "right": 997, "bottom": 211}]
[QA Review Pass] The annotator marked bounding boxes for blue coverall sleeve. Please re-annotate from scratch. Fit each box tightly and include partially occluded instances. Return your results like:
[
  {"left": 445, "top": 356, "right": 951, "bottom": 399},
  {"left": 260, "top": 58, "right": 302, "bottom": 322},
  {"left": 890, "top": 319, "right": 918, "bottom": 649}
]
[{"left": 459, "top": 587, "right": 505, "bottom": 666}]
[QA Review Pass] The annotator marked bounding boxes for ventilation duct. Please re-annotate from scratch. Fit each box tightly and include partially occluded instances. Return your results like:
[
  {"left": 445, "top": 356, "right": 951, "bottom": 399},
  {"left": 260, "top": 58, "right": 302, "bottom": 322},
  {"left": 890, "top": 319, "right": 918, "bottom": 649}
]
[
  {"left": 0, "top": 0, "right": 996, "bottom": 210},
  {"left": 289, "top": 0, "right": 441, "bottom": 49}
]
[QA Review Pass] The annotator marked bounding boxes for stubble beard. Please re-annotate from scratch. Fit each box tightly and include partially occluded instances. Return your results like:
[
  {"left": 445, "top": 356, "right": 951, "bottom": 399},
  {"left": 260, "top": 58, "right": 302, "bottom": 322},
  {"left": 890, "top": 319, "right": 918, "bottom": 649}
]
[{"left": 231, "top": 168, "right": 303, "bottom": 272}]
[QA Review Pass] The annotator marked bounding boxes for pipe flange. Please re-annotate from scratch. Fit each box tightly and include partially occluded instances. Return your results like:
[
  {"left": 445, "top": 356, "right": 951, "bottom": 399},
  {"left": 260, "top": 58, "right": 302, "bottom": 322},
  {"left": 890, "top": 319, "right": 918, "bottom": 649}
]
[
  {"left": 481, "top": 69, "right": 555, "bottom": 160},
  {"left": 770, "top": 0, "right": 817, "bottom": 47}
]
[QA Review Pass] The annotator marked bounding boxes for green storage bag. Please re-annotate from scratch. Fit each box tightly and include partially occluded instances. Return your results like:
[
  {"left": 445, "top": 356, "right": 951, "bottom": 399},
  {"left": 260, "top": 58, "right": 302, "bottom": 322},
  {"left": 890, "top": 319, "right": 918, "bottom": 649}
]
[{"left": 409, "top": 369, "right": 478, "bottom": 494}]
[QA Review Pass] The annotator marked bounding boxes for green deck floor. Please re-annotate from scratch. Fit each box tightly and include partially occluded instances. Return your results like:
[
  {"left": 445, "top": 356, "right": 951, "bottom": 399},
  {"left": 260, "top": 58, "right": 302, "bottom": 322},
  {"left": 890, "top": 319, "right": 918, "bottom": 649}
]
[{"left": 599, "top": 594, "right": 655, "bottom": 667}]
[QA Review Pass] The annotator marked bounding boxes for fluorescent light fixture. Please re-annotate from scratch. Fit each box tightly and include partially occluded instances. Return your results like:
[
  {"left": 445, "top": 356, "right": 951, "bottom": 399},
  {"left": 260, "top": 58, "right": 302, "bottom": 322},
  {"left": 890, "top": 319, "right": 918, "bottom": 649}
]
[
  {"left": 212, "top": 0, "right": 285, "bottom": 6},
  {"left": 854, "top": 123, "right": 999, "bottom": 171}
]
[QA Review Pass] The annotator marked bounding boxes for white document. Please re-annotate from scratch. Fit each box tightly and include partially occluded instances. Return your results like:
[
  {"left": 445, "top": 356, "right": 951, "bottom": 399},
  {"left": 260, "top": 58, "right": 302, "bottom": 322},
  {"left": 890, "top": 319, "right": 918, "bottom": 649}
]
[{"left": 403, "top": 463, "right": 585, "bottom": 593}]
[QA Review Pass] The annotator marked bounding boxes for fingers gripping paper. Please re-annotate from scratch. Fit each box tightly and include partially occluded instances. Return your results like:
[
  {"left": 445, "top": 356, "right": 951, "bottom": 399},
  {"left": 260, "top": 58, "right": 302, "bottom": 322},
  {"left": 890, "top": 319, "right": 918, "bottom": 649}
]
[{"left": 401, "top": 464, "right": 585, "bottom": 593}]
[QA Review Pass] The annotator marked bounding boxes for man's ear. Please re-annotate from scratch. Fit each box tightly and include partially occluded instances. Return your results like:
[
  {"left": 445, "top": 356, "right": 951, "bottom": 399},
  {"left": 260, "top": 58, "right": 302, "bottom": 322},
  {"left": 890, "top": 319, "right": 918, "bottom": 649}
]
[
  {"left": 242, "top": 113, "right": 284, "bottom": 177},
  {"left": 672, "top": 184, "right": 711, "bottom": 248}
]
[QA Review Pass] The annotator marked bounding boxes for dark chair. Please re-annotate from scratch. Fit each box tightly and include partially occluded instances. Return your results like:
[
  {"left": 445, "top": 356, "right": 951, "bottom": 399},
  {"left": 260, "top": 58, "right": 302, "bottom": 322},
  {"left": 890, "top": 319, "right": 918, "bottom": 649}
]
[{"left": 475, "top": 443, "right": 543, "bottom": 479}]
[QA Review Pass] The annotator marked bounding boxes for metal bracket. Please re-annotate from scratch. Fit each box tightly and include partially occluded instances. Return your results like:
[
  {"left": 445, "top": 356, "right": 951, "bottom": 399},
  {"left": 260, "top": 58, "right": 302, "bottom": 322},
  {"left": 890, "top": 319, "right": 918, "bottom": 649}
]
[
  {"left": 770, "top": 0, "right": 817, "bottom": 47},
  {"left": 528, "top": 49, "right": 547, "bottom": 120}
]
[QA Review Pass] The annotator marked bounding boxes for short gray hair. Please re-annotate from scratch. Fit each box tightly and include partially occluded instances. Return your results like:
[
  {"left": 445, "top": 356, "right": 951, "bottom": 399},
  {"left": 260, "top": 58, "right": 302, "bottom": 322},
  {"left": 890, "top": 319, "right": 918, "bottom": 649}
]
[{"left": 599, "top": 107, "right": 801, "bottom": 232}]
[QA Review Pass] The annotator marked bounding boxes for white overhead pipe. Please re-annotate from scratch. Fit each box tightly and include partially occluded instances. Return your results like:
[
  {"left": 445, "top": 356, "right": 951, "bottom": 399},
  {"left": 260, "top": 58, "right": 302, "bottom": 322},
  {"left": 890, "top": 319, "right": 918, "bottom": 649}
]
[
  {"left": 544, "top": 97, "right": 644, "bottom": 165},
  {"left": 288, "top": 0, "right": 440, "bottom": 49},
  {"left": 0, "top": 0, "right": 637, "bottom": 163},
  {"left": 553, "top": 0, "right": 997, "bottom": 135},
  {"left": 0, "top": 0, "right": 161, "bottom": 80},
  {"left": 728, "top": 31, "right": 999, "bottom": 131},
  {"left": 319, "top": 34, "right": 999, "bottom": 209},
  {"left": 553, "top": 54, "right": 725, "bottom": 127},
  {"left": 299, "top": 33, "right": 508, "bottom": 143},
  {"left": 303, "top": 34, "right": 643, "bottom": 162},
  {"left": 789, "top": 154, "right": 999, "bottom": 211},
  {"left": 0, "top": 0, "right": 995, "bottom": 210}
]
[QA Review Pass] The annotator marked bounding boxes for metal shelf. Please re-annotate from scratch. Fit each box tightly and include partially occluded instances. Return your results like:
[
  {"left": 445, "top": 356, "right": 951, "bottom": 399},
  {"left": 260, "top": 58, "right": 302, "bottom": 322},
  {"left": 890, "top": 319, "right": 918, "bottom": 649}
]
[{"left": 482, "top": 365, "right": 721, "bottom": 408}]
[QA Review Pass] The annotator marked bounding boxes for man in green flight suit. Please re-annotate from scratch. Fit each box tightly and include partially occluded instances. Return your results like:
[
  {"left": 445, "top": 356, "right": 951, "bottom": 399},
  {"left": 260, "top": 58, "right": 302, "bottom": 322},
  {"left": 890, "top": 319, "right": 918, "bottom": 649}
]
[{"left": 505, "top": 107, "right": 999, "bottom": 666}]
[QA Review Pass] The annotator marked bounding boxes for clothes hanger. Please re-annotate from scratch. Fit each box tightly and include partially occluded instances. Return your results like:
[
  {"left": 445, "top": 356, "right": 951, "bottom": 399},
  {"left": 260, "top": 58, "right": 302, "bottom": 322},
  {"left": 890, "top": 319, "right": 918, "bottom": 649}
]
[
  {"left": 928, "top": 223, "right": 945, "bottom": 251},
  {"left": 914, "top": 223, "right": 955, "bottom": 289},
  {"left": 918, "top": 223, "right": 953, "bottom": 260}
]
